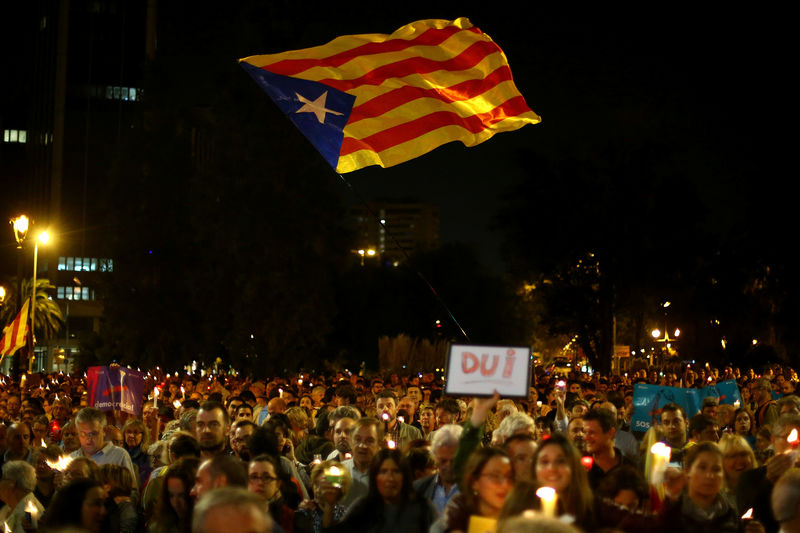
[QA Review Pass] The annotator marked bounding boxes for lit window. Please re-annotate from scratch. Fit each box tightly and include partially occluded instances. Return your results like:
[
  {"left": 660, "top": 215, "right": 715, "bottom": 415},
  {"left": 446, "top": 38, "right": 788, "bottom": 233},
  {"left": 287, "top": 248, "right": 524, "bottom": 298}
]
[
  {"left": 57, "top": 287, "right": 64, "bottom": 298},
  {"left": 74, "top": 257, "right": 82, "bottom": 271},
  {"left": 3, "top": 130, "right": 7, "bottom": 142},
  {"left": 19, "top": 131, "right": 26, "bottom": 143},
  {"left": 10, "top": 130, "right": 17, "bottom": 142},
  {"left": 58, "top": 257, "right": 66, "bottom": 271},
  {"left": 83, "top": 257, "right": 91, "bottom": 271},
  {"left": 129, "top": 88, "right": 137, "bottom": 101},
  {"left": 107, "top": 259, "right": 114, "bottom": 272},
  {"left": 106, "top": 86, "right": 113, "bottom": 99},
  {"left": 90, "top": 258, "right": 97, "bottom": 271},
  {"left": 66, "top": 257, "right": 74, "bottom": 270}
]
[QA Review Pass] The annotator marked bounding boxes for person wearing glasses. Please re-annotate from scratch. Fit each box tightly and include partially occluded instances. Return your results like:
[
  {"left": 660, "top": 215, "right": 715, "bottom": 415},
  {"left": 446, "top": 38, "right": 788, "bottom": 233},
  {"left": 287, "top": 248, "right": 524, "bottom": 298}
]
[
  {"left": 248, "top": 453, "right": 295, "bottom": 532},
  {"left": 69, "top": 407, "right": 136, "bottom": 485}
]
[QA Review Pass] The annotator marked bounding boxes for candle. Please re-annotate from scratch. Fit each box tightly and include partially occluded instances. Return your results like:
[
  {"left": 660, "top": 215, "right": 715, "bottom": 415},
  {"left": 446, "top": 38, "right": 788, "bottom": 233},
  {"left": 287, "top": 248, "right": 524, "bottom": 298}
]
[
  {"left": 381, "top": 412, "right": 390, "bottom": 422},
  {"left": 742, "top": 508, "right": 753, "bottom": 519},
  {"left": 153, "top": 387, "right": 159, "bottom": 408},
  {"left": 734, "top": 400, "right": 741, "bottom": 409},
  {"left": 279, "top": 388, "right": 283, "bottom": 398},
  {"left": 650, "top": 442, "right": 672, "bottom": 485},
  {"left": 25, "top": 500, "right": 38, "bottom": 528},
  {"left": 387, "top": 439, "right": 397, "bottom": 449},
  {"left": 344, "top": 452, "right": 352, "bottom": 460},
  {"left": 173, "top": 399, "right": 182, "bottom": 409},
  {"left": 536, "top": 486, "right": 558, "bottom": 518},
  {"left": 181, "top": 386, "right": 186, "bottom": 399},
  {"left": 786, "top": 428, "right": 800, "bottom": 463},
  {"left": 581, "top": 456, "right": 594, "bottom": 470},
  {"left": 325, "top": 465, "right": 343, "bottom": 487}
]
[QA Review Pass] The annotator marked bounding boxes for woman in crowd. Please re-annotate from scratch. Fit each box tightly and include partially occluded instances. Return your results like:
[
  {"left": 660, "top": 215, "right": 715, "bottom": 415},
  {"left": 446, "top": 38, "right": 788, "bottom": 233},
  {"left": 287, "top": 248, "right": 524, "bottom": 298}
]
[
  {"left": 718, "top": 433, "right": 756, "bottom": 511},
  {"left": 331, "top": 448, "right": 436, "bottom": 533},
  {"left": 294, "top": 460, "right": 350, "bottom": 533},
  {"left": 60, "top": 420, "right": 81, "bottom": 453},
  {"left": 122, "top": 417, "right": 152, "bottom": 487},
  {"left": 32, "top": 445, "right": 62, "bottom": 508},
  {"left": 658, "top": 441, "right": 763, "bottom": 533},
  {"left": 532, "top": 433, "right": 594, "bottom": 529},
  {"left": 441, "top": 447, "right": 513, "bottom": 532},
  {"left": 149, "top": 456, "right": 200, "bottom": 533},
  {"left": 99, "top": 464, "right": 138, "bottom": 533},
  {"left": 733, "top": 408, "right": 757, "bottom": 448},
  {"left": 248, "top": 453, "right": 296, "bottom": 532},
  {"left": 64, "top": 456, "right": 101, "bottom": 485},
  {"left": 41, "top": 478, "right": 108, "bottom": 533}
]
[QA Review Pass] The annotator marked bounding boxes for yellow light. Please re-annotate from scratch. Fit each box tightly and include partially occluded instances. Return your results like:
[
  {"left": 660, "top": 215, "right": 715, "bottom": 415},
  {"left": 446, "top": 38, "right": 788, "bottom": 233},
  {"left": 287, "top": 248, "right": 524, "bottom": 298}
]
[
  {"left": 674, "top": 328, "right": 680, "bottom": 337},
  {"left": 366, "top": 249, "right": 376, "bottom": 256},
  {"left": 37, "top": 231, "right": 50, "bottom": 244},
  {"left": 12, "top": 215, "right": 29, "bottom": 234},
  {"left": 357, "top": 249, "right": 365, "bottom": 256},
  {"left": 752, "top": 339, "right": 758, "bottom": 345},
  {"left": 0, "top": 286, "right": 5, "bottom": 302},
  {"left": 651, "top": 329, "right": 661, "bottom": 339}
]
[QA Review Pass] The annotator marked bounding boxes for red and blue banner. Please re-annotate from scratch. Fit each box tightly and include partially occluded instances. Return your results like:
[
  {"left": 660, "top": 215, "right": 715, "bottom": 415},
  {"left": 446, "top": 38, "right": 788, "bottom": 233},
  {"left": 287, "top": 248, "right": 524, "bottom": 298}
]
[{"left": 87, "top": 366, "right": 146, "bottom": 415}]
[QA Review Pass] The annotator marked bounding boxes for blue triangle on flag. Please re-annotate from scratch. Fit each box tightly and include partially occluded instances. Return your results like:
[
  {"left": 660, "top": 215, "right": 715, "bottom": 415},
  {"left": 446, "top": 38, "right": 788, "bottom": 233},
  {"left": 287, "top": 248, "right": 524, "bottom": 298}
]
[{"left": 240, "top": 62, "right": 355, "bottom": 170}]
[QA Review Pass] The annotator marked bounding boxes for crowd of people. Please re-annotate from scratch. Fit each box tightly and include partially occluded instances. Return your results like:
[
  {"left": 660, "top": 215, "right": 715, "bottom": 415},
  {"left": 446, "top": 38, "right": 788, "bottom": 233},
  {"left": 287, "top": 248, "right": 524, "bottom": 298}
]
[{"left": 0, "top": 362, "right": 799, "bottom": 532}]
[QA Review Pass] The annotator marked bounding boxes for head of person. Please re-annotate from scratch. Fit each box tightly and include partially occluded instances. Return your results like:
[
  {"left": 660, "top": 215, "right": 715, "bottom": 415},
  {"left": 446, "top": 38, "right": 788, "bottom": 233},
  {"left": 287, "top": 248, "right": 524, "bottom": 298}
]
[
  {"left": 701, "top": 397, "right": 719, "bottom": 420},
  {"left": 582, "top": 408, "right": 617, "bottom": 455},
  {"left": 33, "top": 445, "right": 62, "bottom": 483},
  {"left": 752, "top": 378, "right": 774, "bottom": 404},
  {"left": 231, "top": 420, "right": 256, "bottom": 461},
  {"left": 226, "top": 397, "right": 243, "bottom": 421},
  {"left": 431, "top": 424, "right": 462, "bottom": 485},
  {"left": 772, "top": 415, "right": 800, "bottom": 457},
  {"left": 167, "top": 431, "right": 202, "bottom": 463},
  {"left": 689, "top": 414, "right": 720, "bottom": 443},
  {"left": 349, "top": 418, "right": 384, "bottom": 469},
  {"left": 31, "top": 415, "right": 49, "bottom": 445},
  {"left": 659, "top": 403, "right": 687, "bottom": 445},
  {"left": 778, "top": 396, "right": 800, "bottom": 417},
  {"left": 266, "top": 397, "right": 287, "bottom": 416},
  {"left": 733, "top": 408, "right": 755, "bottom": 436},
  {"left": 367, "top": 448, "right": 414, "bottom": 505},
  {"left": 0, "top": 460, "right": 35, "bottom": 507},
  {"left": 191, "top": 455, "right": 248, "bottom": 502},
  {"left": 532, "top": 433, "right": 593, "bottom": 520},
  {"left": 503, "top": 434, "right": 537, "bottom": 482},
  {"left": 192, "top": 487, "right": 273, "bottom": 533},
  {"left": 105, "top": 425, "right": 123, "bottom": 448},
  {"left": 61, "top": 420, "right": 81, "bottom": 453},
  {"left": 375, "top": 391, "right": 398, "bottom": 423},
  {"left": 397, "top": 396, "right": 417, "bottom": 420},
  {"left": 247, "top": 454, "right": 286, "bottom": 502},
  {"left": 235, "top": 403, "right": 254, "bottom": 422},
  {"left": 683, "top": 441, "right": 724, "bottom": 506},
  {"left": 98, "top": 463, "right": 135, "bottom": 500},
  {"left": 435, "top": 398, "right": 461, "bottom": 428},
  {"left": 75, "top": 407, "right": 107, "bottom": 456},
  {"left": 41, "top": 478, "right": 107, "bottom": 533},
  {"left": 419, "top": 405, "right": 435, "bottom": 430},
  {"left": 772, "top": 468, "right": 800, "bottom": 531},
  {"left": 64, "top": 456, "right": 101, "bottom": 484},
  {"left": 310, "top": 459, "right": 351, "bottom": 507},
  {"left": 196, "top": 401, "right": 230, "bottom": 454},
  {"left": 535, "top": 417, "right": 554, "bottom": 441},
  {"left": 122, "top": 417, "right": 149, "bottom": 451},
  {"left": 264, "top": 414, "right": 292, "bottom": 453},
  {"left": 567, "top": 417, "right": 587, "bottom": 454},
  {"left": 493, "top": 413, "right": 536, "bottom": 447},
  {"left": 717, "top": 433, "right": 755, "bottom": 489},
  {"left": 6, "top": 422, "right": 32, "bottom": 457},
  {"left": 332, "top": 416, "right": 357, "bottom": 455},
  {"left": 462, "top": 447, "right": 513, "bottom": 517},
  {"left": 595, "top": 465, "right": 648, "bottom": 511}
]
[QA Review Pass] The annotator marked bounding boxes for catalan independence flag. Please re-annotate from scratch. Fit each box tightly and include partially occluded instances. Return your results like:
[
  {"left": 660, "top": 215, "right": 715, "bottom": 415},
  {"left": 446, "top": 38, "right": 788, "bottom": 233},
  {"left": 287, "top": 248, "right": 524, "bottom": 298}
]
[
  {"left": 0, "top": 298, "right": 30, "bottom": 358},
  {"left": 240, "top": 17, "right": 540, "bottom": 173}
]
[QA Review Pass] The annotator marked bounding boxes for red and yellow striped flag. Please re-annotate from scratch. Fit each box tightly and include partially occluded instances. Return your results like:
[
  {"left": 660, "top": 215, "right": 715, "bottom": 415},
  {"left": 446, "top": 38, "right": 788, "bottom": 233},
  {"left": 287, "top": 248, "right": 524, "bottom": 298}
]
[
  {"left": 0, "top": 298, "right": 30, "bottom": 358},
  {"left": 240, "top": 17, "right": 540, "bottom": 173}
]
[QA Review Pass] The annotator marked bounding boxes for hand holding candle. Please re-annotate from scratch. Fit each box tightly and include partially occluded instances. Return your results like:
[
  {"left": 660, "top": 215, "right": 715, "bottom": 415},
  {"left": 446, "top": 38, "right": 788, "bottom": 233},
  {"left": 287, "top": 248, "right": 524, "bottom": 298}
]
[
  {"left": 24, "top": 500, "right": 39, "bottom": 528},
  {"left": 650, "top": 442, "right": 672, "bottom": 486},
  {"left": 786, "top": 428, "right": 799, "bottom": 463}
]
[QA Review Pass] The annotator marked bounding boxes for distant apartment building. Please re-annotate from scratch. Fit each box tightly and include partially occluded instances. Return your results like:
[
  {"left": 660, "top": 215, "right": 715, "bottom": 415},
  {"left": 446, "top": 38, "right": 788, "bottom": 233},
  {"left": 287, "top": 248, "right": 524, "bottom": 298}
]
[{"left": 350, "top": 201, "right": 440, "bottom": 264}]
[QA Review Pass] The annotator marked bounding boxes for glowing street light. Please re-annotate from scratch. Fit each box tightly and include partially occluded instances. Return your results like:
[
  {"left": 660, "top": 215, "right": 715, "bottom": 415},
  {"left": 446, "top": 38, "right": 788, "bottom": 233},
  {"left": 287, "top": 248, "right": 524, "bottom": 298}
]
[
  {"left": 29, "top": 230, "right": 52, "bottom": 372},
  {"left": 11, "top": 215, "right": 29, "bottom": 248}
]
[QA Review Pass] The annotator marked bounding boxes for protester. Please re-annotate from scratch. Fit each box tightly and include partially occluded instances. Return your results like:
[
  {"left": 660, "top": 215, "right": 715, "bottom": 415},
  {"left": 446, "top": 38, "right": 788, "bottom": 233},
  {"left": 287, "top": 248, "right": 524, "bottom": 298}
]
[
  {"left": 248, "top": 453, "right": 295, "bottom": 531},
  {"left": 40, "top": 478, "right": 107, "bottom": 533},
  {"left": 0, "top": 460, "right": 44, "bottom": 531},
  {"left": 150, "top": 457, "right": 201, "bottom": 533},
  {"left": 192, "top": 486, "right": 273, "bottom": 533},
  {"left": 294, "top": 460, "right": 350, "bottom": 533}
]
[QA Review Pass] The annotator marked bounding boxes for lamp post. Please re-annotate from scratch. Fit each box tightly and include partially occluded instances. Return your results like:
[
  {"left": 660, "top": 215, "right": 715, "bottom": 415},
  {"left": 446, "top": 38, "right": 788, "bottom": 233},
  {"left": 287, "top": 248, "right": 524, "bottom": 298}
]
[
  {"left": 29, "top": 231, "right": 50, "bottom": 372},
  {"left": 10, "top": 215, "right": 29, "bottom": 378}
]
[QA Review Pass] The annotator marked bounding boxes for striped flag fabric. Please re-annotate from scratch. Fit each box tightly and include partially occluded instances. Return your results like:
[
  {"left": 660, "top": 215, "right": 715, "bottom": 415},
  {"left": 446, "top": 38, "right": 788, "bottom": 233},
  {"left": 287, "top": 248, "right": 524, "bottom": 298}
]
[
  {"left": 240, "top": 17, "right": 540, "bottom": 173},
  {"left": 0, "top": 298, "right": 30, "bottom": 358}
]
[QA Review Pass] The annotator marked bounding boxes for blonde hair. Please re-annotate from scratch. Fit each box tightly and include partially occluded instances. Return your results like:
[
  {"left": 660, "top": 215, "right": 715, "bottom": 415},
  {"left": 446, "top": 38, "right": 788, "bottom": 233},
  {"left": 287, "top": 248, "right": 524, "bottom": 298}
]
[{"left": 718, "top": 433, "right": 756, "bottom": 487}]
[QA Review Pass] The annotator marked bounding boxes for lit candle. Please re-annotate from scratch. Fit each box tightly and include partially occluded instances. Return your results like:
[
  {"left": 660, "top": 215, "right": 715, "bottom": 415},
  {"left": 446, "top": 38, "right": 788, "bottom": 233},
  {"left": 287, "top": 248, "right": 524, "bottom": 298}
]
[
  {"left": 24, "top": 501, "right": 38, "bottom": 528},
  {"left": 580, "top": 456, "right": 594, "bottom": 470},
  {"left": 381, "top": 412, "right": 390, "bottom": 422},
  {"left": 173, "top": 399, "right": 182, "bottom": 409},
  {"left": 325, "top": 465, "right": 343, "bottom": 487},
  {"left": 787, "top": 429, "right": 799, "bottom": 463},
  {"left": 734, "top": 400, "right": 741, "bottom": 409},
  {"left": 279, "top": 388, "right": 283, "bottom": 398},
  {"left": 181, "top": 386, "right": 185, "bottom": 399},
  {"left": 5, "top": 520, "right": 11, "bottom": 533},
  {"left": 536, "top": 486, "right": 558, "bottom": 518},
  {"left": 344, "top": 452, "right": 352, "bottom": 460},
  {"left": 742, "top": 508, "right": 753, "bottom": 519},
  {"left": 650, "top": 442, "right": 672, "bottom": 485},
  {"left": 46, "top": 455, "right": 74, "bottom": 471},
  {"left": 387, "top": 439, "right": 397, "bottom": 449},
  {"left": 153, "top": 387, "right": 159, "bottom": 408}
]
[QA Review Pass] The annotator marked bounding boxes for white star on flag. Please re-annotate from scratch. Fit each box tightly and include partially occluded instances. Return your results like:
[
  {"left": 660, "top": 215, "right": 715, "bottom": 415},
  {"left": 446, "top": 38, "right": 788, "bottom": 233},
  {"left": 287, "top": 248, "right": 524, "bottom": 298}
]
[{"left": 295, "top": 91, "right": 343, "bottom": 124}]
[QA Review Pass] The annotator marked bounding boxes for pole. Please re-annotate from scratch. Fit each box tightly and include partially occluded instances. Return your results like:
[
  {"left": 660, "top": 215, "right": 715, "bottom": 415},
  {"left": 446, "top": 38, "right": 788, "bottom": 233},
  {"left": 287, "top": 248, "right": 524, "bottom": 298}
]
[{"left": 29, "top": 241, "right": 39, "bottom": 373}]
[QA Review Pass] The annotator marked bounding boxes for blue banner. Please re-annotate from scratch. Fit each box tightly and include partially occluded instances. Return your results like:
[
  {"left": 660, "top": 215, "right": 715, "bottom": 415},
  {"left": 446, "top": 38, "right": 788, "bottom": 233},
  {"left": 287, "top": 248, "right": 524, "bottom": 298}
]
[
  {"left": 631, "top": 379, "right": 742, "bottom": 432},
  {"left": 87, "top": 366, "right": 146, "bottom": 415}
]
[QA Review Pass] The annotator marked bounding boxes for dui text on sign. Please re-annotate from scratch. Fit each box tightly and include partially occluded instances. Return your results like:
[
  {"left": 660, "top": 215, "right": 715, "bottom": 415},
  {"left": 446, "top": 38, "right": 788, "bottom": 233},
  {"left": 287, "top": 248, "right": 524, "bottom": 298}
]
[{"left": 445, "top": 344, "right": 531, "bottom": 398}]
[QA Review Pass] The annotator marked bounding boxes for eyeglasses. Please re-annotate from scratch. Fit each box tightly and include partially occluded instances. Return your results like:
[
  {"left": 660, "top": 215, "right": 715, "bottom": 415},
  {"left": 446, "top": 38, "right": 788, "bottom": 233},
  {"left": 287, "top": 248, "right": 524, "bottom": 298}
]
[{"left": 249, "top": 474, "right": 278, "bottom": 483}]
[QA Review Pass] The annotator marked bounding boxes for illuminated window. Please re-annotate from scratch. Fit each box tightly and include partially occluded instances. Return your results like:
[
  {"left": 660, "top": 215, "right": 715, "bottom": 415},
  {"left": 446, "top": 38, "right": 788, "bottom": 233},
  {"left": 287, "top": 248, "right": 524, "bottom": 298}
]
[
  {"left": 58, "top": 257, "right": 66, "bottom": 271},
  {"left": 2, "top": 129, "right": 26, "bottom": 143}
]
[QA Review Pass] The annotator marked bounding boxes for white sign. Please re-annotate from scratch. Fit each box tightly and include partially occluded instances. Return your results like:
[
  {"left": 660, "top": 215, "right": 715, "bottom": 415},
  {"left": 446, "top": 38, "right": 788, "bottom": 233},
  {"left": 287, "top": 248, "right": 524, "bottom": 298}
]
[{"left": 445, "top": 344, "right": 531, "bottom": 398}]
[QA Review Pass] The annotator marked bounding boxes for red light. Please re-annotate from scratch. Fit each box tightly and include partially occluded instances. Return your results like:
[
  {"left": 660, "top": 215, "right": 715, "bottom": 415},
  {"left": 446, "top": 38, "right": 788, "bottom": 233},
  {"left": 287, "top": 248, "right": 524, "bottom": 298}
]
[{"left": 581, "top": 456, "right": 594, "bottom": 470}]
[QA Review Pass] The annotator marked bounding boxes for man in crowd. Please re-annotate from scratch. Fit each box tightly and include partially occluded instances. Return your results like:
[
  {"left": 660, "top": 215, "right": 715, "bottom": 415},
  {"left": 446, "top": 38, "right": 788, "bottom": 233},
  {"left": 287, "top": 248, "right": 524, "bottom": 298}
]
[
  {"left": 341, "top": 417, "right": 383, "bottom": 509},
  {"left": 688, "top": 414, "right": 720, "bottom": 444},
  {"left": 504, "top": 434, "right": 537, "bottom": 482},
  {"left": 753, "top": 378, "right": 779, "bottom": 430},
  {"left": 414, "top": 424, "right": 461, "bottom": 515},
  {"left": 583, "top": 408, "right": 635, "bottom": 489},
  {"left": 567, "top": 417, "right": 588, "bottom": 454},
  {"left": 658, "top": 403, "right": 688, "bottom": 462},
  {"left": 326, "top": 408, "right": 359, "bottom": 462},
  {"left": 2, "top": 423, "right": 32, "bottom": 467},
  {"left": 196, "top": 401, "right": 230, "bottom": 458},
  {"left": 376, "top": 391, "right": 422, "bottom": 450},
  {"left": 230, "top": 420, "right": 255, "bottom": 461},
  {"left": 70, "top": 407, "right": 136, "bottom": 480},
  {"left": 191, "top": 455, "right": 249, "bottom": 502},
  {"left": 430, "top": 399, "right": 460, "bottom": 441}
]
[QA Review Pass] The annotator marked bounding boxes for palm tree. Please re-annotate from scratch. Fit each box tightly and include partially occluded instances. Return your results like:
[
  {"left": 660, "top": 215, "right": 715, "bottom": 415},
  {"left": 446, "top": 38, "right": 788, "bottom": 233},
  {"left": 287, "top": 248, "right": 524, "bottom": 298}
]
[{"left": 0, "top": 278, "right": 64, "bottom": 341}]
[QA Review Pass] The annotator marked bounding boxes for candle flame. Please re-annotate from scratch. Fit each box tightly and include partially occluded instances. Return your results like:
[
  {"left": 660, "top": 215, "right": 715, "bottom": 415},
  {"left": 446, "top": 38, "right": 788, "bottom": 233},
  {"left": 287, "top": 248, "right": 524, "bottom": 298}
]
[
  {"left": 381, "top": 412, "right": 390, "bottom": 421},
  {"left": 742, "top": 508, "right": 753, "bottom": 519},
  {"left": 344, "top": 453, "right": 352, "bottom": 459},
  {"left": 25, "top": 500, "right": 38, "bottom": 515},
  {"left": 650, "top": 442, "right": 672, "bottom": 460},
  {"left": 173, "top": 399, "right": 182, "bottom": 409},
  {"left": 536, "top": 486, "right": 557, "bottom": 501},
  {"left": 46, "top": 455, "right": 74, "bottom": 471},
  {"left": 387, "top": 439, "right": 396, "bottom": 449},
  {"left": 327, "top": 466, "right": 341, "bottom": 476},
  {"left": 789, "top": 429, "right": 799, "bottom": 444},
  {"left": 40, "top": 438, "right": 46, "bottom": 448},
  {"left": 4, "top": 521, "right": 11, "bottom": 533}
]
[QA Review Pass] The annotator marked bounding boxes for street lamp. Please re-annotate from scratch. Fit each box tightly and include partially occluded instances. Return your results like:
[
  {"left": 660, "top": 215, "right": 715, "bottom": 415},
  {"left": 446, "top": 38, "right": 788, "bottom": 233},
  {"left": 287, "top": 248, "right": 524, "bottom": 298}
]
[
  {"left": 11, "top": 215, "right": 29, "bottom": 248},
  {"left": 29, "top": 230, "right": 51, "bottom": 372}
]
